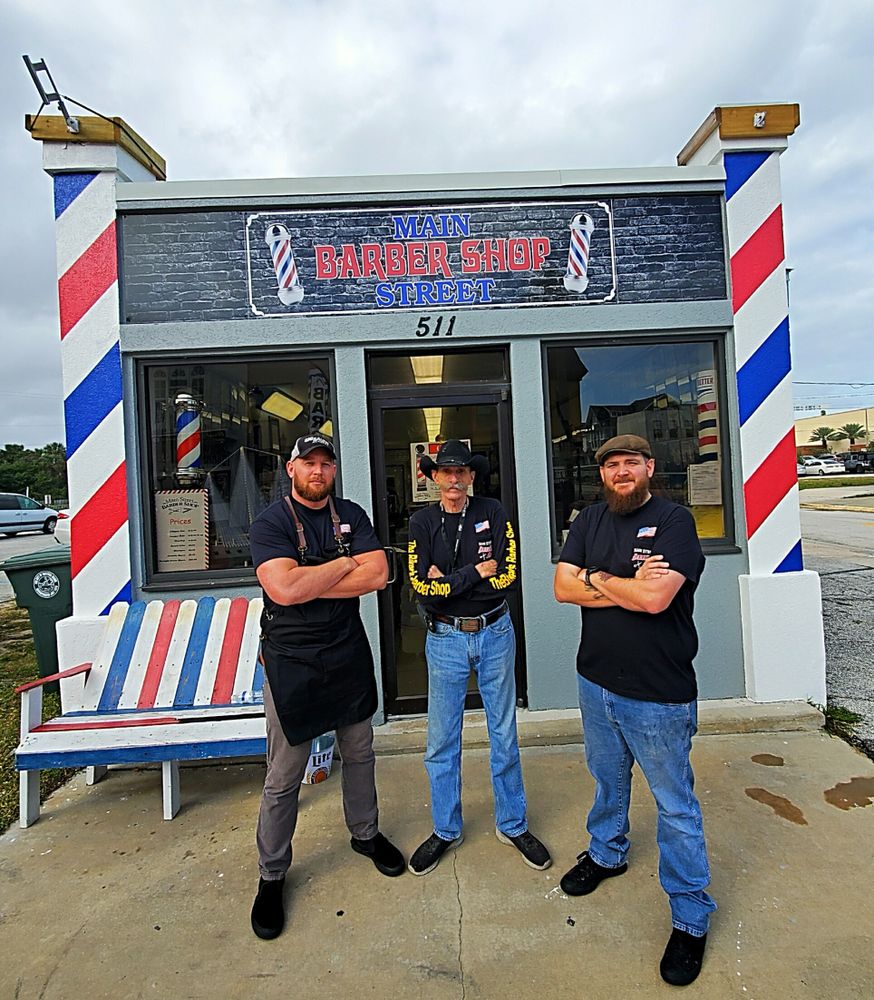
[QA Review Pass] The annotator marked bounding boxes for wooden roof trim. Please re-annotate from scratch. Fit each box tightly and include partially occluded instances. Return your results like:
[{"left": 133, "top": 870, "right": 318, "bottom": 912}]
[{"left": 678, "top": 103, "right": 800, "bottom": 165}]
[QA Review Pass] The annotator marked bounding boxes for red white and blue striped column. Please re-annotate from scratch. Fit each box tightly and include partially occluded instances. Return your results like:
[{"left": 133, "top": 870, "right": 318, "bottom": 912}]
[
  {"left": 724, "top": 150, "right": 802, "bottom": 575},
  {"left": 53, "top": 169, "right": 131, "bottom": 616}
]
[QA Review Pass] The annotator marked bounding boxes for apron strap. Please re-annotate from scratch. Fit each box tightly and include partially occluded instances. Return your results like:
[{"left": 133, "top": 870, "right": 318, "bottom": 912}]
[{"left": 283, "top": 495, "right": 308, "bottom": 559}]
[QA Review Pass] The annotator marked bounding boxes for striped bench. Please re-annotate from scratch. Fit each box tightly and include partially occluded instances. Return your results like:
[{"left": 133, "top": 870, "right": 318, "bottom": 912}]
[{"left": 15, "top": 596, "right": 266, "bottom": 828}]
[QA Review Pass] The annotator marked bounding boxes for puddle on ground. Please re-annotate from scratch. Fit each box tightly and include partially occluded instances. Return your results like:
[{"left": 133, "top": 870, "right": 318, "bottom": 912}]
[
  {"left": 824, "top": 776, "right": 874, "bottom": 811},
  {"left": 751, "top": 754, "right": 784, "bottom": 766},
  {"left": 745, "top": 787, "right": 808, "bottom": 825}
]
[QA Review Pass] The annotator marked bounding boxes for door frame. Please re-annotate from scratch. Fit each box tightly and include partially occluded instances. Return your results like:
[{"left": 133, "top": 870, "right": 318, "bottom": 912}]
[{"left": 368, "top": 377, "right": 527, "bottom": 717}]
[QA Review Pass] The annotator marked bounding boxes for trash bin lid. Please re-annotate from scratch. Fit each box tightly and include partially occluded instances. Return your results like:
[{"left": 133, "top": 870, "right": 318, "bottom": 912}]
[{"left": 0, "top": 545, "right": 71, "bottom": 572}]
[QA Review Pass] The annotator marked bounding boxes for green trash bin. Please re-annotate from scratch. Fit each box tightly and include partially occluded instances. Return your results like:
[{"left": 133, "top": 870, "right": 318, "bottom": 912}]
[{"left": 0, "top": 546, "right": 72, "bottom": 690}]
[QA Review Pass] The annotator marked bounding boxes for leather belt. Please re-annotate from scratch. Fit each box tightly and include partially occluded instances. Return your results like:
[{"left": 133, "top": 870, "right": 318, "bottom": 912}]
[{"left": 429, "top": 603, "right": 509, "bottom": 634}]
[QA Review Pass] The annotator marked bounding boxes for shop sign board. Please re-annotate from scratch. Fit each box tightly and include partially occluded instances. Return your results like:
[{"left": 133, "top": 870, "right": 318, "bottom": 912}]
[{"left": 155, "top": 490, "right": 209, "bottom": 571}]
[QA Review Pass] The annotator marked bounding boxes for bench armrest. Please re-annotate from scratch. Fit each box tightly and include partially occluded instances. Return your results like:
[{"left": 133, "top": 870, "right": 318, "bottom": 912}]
[{"left": 14, "top": 662, "right": 92, "bottom": 695}]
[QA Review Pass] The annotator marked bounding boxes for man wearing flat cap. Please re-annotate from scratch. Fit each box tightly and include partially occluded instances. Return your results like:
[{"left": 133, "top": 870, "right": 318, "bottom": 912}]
[
  {"left": 554, "top": 434, "right": 715, "bottom": 987},
  {"left": 406, "top": 439, "right": 551, "bottom": 875}
]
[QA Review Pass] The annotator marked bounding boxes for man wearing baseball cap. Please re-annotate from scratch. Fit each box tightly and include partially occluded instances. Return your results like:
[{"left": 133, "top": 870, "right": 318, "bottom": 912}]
[
  {"left": 554, "top": 434, "right": 715, "bottom": 986},
  {"left": 247, "top": 434, "right": 404, "bottom": 940},
  {"left": 406, "top": 439, "right": 551, "bottom": 876}
]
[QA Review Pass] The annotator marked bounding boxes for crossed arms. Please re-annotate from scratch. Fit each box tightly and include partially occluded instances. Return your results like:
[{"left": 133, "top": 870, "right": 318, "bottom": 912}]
[
  {"left": 257, "top": 550, "right": 388, "bottom": 606},
  {"left": 554, "top": 555, "right": 685, "bottom": 615}
]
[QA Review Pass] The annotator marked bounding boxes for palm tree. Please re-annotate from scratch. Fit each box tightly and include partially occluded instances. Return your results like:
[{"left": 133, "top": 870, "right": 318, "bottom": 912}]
[
  {"left": 836, "top": 423, "right": 868, "bottom": 447},
  {"left": 809, "top": 426, "right": 841, "bottom": 449}
]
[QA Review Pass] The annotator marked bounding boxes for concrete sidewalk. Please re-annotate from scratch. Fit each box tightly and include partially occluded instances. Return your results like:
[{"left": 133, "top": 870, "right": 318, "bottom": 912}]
[{"left": 2, "top": 722, "right": 874, "bottom": 998}]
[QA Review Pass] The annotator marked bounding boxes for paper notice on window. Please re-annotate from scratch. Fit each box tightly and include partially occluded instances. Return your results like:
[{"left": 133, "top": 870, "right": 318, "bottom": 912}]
[
  {"left": 687, "top": 463, "right": 722, "bottom": 506},
  {"left": 155, "top": 490, "right": 209, "bottom": 571}
]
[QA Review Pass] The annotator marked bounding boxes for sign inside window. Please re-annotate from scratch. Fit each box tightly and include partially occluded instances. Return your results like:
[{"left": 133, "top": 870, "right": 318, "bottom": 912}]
[{"left": 155, "top": 490, "right": 209, "bottom": 571}]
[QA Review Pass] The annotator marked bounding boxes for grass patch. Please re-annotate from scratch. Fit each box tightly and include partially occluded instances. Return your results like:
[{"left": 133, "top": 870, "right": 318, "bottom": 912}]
[
  {"left": 798, "top": 476, "right": 874, "bottom": 490},
  {"left": 0, "top": 602, "right": 76, "bottom": 833},
  {"left": 815, "top": 702, "right": 864, "bottom": 741}
]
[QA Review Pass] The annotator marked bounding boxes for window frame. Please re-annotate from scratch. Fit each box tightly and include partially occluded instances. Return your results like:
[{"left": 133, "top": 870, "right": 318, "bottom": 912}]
[
  {"left": 541, "top": 331, "right": 738, "bottom": 559},
  {"left": 135, "top": 349, "right": 338, "bottom": 590}
]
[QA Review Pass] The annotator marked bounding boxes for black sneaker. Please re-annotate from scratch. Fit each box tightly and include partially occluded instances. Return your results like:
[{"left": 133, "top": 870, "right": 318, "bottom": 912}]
[
  {"left": 408, "top": 832, "right": 464, "bottom": 876},
  {"left": 559, "top": 851, "right": 627, "bottom": 896},
  {"left": 250, "top": 876, "right": 285, "bottom": 940},
  {"left": 660, "top": 928, "right": 707, "bottom": 986},
  {"left": 350, "top": 831, "right": 405, "bottom": 877},
  {"left": 496, "top": 829, "right": 552, "bottom": 870}
]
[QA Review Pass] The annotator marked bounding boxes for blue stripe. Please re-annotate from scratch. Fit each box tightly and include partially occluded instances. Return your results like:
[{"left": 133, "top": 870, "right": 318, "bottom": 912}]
[
  {"left": 64, "top": 342, "right": 123, "bottom": 457},
  {"left": 698, "top": 418, "right": 718, "bottom": 430},
  {"left": 97, "top": 602, "right": 147, "bottom": 711},
  {"left": 737, "top": 317, "right": 790, "bottom": 425},
  {"left": 174, "top": 598, "right": 216, "bottom": 706},
  {"left": 17, "top": 738, "right": 268, "bottom": 771},
  {"left": 775, "top": 540, "right": 803, "bottom": 574},
  {"left": 252, "top": 656, "right": 265, "bottom": 699},
  {"left": 176, "top": 409, "right": 197, "bottom": 432},
  {"left": 100, "top": 581, "right": 132, "bottom": 617},
  {"left": 724, "top": 151, "right": 771, "bottom": 201},
  {"left": 53, "top": 172, "right": 98, "bottom": 219}
]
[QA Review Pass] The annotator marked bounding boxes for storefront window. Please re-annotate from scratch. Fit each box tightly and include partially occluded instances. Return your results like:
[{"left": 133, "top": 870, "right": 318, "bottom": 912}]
[
  {"left": 142, "top": 356, "right": 333, "bottom": 580},
  {"left": 546, "top": 339, "right": 729, "bottom": 548}
]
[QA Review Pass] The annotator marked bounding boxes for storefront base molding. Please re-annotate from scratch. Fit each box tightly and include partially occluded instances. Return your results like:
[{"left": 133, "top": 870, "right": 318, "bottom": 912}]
[{"left": 739, "top": 570, "right": 827, "bottom": 704}]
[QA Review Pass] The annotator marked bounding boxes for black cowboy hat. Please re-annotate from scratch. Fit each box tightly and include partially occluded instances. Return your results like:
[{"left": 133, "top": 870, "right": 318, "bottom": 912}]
[{"left": 419, "top": 439, "right": 490, "bottom": 481}]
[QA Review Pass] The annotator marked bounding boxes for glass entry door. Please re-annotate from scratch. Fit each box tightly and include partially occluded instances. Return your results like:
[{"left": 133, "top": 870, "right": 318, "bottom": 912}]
[{"left": 369, "top": 386, "right": 525, "bottom": 716}]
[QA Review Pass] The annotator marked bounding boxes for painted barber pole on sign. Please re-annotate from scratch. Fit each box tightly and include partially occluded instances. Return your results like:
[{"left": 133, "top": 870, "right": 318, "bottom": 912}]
[
  {"left": 265, "top": 223, "right": 304, "bottom": 305},
  {"left": 563, "top": 213, "right": 596, "bottom": 293}
]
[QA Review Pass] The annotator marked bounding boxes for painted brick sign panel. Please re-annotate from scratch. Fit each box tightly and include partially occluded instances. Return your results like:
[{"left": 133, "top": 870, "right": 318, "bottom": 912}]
[{"left": 119, "top": 195, "right": 726, "bottom": 323}]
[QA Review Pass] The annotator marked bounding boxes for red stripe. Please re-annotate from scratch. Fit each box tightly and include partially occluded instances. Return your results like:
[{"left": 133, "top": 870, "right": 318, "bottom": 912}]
[
  {"left": 71, "top": 462, "right": 128, "bottom": 577},
  {"left": 176, "top": 433, "right": 200, "bottom": 460},
  {"left": 730, "top": 205, "right": 784, "bottom": 313},
  {"left": 211, "top": 598, "right": 249, "bottom": 704},
  {"left": 698, "top": 435, "right": 718, "bottom": 446},
  {"left": 743, "top": 429, "right": 797, "bottom": 538},
  {"left": 58, "top": 222, "right": 118, "bottom": 339},
  {"left": 137, "top": 600, "right": 182, "bottom": 708},
  {"left": 697, "top": 402, "right": 717, "bottom": 413},
  {"left": 34, "top": 716, "right": 179, "bottom": 732}
]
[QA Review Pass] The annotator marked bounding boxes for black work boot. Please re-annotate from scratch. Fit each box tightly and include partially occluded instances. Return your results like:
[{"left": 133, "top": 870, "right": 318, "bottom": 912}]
[
  {"left": 251, "top": 876, "right": 285, "bottom": 940},
  {"left": 350, "top": 831, "right": 406, "bottom": 876},
  {"left": 660, "top": 928, "right": 707, "bottom": 986}
]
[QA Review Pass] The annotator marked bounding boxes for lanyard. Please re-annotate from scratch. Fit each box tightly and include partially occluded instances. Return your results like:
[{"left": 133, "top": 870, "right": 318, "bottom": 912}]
[{"left": 440, "top": 499, "right": 468, "bottom": 573}]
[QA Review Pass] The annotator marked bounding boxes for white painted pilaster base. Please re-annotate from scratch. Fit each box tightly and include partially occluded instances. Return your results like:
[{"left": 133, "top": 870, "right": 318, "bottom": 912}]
[{"left": 739, "top": 570, "right": 826, "bottom": 703}]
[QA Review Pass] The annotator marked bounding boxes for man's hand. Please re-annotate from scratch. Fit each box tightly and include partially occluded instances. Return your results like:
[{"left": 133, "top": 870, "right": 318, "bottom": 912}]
[
  {"left": 475, "top": 559, "right": 498, "bottom": 579},
  {"left": 634, "top": 554, "right": 671, "bottom": 580},
  {"left": 427, "top": 565, "right": 444, "bottom": 579}
]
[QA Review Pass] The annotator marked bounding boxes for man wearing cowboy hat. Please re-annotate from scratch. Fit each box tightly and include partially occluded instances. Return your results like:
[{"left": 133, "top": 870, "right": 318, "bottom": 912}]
[{"left": 406, "top": 439, "right": 551, "bottom": 875}]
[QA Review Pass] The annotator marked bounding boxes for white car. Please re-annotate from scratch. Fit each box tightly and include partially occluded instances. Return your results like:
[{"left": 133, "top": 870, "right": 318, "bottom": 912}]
[
  {"left": 54, "top": 509, "right": 72, "bottom": 546},
  {"left": 0, "top": 493, "right": 60, "bottom": 536},
  {"left": 801, "top": 456, "right": 845, "bottom": 476}
]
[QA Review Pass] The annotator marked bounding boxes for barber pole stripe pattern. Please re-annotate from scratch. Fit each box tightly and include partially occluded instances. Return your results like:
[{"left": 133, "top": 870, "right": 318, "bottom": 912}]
[
  {"left": 725, "top": 151, "right": 802, "bottom": 575},
  {"left": 54, "top": 171, "right": 131, "bottom": 615}
]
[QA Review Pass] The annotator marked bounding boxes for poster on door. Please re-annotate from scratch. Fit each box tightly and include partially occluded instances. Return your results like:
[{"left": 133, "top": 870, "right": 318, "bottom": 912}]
[{"left": 410, "top": 440, "right": 472, "bottom": 503}]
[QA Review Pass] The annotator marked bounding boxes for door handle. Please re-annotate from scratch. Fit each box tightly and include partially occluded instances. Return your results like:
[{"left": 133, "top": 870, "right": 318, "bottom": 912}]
[{"left": 384, "top": 546, "right": 401, "bottom": 585}]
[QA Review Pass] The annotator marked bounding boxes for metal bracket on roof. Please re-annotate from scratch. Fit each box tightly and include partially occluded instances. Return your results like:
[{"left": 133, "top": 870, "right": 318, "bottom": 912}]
[{"left": 22, "top": 55, "right": 80, "bottom": 133}]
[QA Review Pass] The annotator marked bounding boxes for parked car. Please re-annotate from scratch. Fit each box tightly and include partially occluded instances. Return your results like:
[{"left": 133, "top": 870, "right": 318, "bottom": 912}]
[
  {"left": 801, "top": 456, "right": 846, "bottom": 476},
  {"left": 796, "top": 462, "right": 808, "bottom": 477},
  {"left": 837, "top": 452, "right": 874, "bottom": 473},
  {"left": 54, "top": 509, "right": 72, "bottom": 545},
  {"left": 0, "top": 493, "right": 60, "bottom": 536}
]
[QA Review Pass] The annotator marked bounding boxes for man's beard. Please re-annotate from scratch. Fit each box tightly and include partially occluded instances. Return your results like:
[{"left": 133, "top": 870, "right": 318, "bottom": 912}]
[
  {"left": 294, "top": 475, "right": 332, "bottom": 502},
  {"left": 603, "top": 479, "right": 650, "bottom": 515}
]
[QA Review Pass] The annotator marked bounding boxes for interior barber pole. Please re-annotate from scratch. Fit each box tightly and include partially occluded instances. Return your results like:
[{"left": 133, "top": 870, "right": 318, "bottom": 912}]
[
  {"left": 174, "top": 392, "right": 202, "bottom": 484},
  {"left": 265, "top": 223, "right": 304, "bottom": 304},
  {"left": 696, "top": 370, "right": 719, "bottom": 462},
  {"left": 563, "top": 212, "right": 595, "bottom": 293}
]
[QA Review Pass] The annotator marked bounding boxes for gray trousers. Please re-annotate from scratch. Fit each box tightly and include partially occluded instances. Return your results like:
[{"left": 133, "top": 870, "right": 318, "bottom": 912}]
[{"left": 256, "top": 677, "right": 379, "bottom": 879}]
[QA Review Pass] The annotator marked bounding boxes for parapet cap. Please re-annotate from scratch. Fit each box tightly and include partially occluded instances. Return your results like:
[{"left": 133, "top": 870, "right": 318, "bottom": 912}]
[{"left": 678, "top": 104, "right": 800, "bottom": 166}]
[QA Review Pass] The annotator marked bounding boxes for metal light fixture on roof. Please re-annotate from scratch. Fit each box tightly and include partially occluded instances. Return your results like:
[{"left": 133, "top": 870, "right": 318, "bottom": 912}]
[
  {"left": 260, "top": 390, "right": 304, "bottom": 422},
  {"left": 22, "top": 56, "right": 79, "bottom": 133}
]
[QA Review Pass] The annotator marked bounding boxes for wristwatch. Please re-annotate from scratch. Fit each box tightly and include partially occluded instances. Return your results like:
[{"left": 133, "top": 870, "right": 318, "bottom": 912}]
[{"left": 584, "top": 567, "right": 601, "bottom": 587}]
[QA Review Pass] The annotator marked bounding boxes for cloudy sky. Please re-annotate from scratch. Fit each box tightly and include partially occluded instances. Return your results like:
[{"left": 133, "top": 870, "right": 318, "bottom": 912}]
[{"left": 2, "top": 0, "right": 872, "bottom": 449}]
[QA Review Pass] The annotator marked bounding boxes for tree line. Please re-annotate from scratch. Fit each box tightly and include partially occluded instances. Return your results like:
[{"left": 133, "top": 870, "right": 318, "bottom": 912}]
[{"left": 0, "top": 443, "right": 68, "bottom": 503}]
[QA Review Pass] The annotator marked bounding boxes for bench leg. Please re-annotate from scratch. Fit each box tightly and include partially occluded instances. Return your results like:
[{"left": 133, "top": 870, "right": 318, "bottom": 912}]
[
  {"left": 20, "top": 770, "right": 41, "bottom": 828},
  {"left": 86, "top": 765, "right": 108, "bottom": 785},
  {"left": 162, "top": 760, "right": 180, "bottom": 820}
]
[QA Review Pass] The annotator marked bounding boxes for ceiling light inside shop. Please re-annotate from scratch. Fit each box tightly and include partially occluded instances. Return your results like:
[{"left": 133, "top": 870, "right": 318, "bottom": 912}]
[
  {"left": 261, "top": 390, "right": 304, "bottom": 422},
  {"left": 411, "top": 355, "right": 444, "bottom": 384},
  {"left": 422, "top": 407, "right": 442, "bottom": 442}
]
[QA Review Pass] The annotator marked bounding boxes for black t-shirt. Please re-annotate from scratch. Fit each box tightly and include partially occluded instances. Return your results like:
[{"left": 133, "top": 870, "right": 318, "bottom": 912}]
[
  {"left": 408, "top": 495, "right": 517, "bottom": 617},
  {"left": 558, "top": 494, "right": 705, "bottom": 703},
  {"left": 249, "top": 495, "right": 381, "bottom": 629}
]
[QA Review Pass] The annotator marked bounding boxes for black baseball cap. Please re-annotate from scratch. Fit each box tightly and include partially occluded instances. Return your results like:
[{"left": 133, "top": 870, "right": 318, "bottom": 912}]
[{"left": 290, "top": 434, "right": 336, "bottom": 461}]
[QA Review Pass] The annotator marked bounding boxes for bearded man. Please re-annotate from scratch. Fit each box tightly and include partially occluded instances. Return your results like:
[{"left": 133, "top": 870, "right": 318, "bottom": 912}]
[
  {"left": 554, "top": 434, "right": 716, "bottom": 987},
  {"left": 248, "top": 434, "right": 404, "bottom": 941}
]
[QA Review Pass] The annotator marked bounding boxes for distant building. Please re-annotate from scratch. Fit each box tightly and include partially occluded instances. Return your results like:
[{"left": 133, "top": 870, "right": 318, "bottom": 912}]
[{"left": 794, "top": 406, "right": 873, "bottom": 453}]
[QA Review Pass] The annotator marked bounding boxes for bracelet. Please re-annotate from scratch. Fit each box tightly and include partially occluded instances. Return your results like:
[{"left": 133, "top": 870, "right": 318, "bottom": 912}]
[{"left": 584, "top": 567, "right": 600, "bottom": 587}]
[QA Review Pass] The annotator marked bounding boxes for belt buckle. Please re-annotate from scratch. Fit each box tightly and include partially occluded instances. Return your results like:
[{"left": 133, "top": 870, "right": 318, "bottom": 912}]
[{"left": 459, "top": 618, "right": 480, "bottom": 633}]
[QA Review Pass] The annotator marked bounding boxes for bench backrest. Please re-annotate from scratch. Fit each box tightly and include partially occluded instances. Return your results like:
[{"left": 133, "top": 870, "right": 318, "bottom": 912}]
[{"left": 73, "top": 597, "right": 264, "bottom": 713}]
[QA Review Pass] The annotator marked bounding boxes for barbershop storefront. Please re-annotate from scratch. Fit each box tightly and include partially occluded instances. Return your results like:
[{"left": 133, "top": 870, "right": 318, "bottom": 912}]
[{"left": 33, "top": 103, "right": 825, "bottom": 719}]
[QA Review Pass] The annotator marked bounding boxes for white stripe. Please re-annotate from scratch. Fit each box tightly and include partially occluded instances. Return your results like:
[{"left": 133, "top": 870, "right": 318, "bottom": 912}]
[
  {"left": 61, "top": 286, "right": 120, "bottom": 397},
  {"left": 233, "top": 599, "right": 263, "bottom": 701},
  {"left": 193, "top": 598, "right": 231, "bottom": 705},
  {"left": 726, "top": 153, "right": 782, "bottom": 253},
  {"left": 732, "top": 267, "right": 789, "bottom": 369},
  {"left": 117, "top": 601, "right": 164, "bottom": 710},
  {"left": 65, "top": 403, "right": 125, "bottom": 511},
  {"left": 155, "top": 601, "right": 199, "bottom": 707},
  {"left": 79, "top": 603, "right": 131, "bottom": 711},
  {"left": 55, "top": 172, "right": 116, "bottom": 277},
  {"left": 747, "top": 485, "right": 802, "bottom": 576},
  {"left": 72, "top": 522, "right": 130, "bottom": 618},
  {"left": 738, "top": 375, "right": 795, "bottom": 482}
]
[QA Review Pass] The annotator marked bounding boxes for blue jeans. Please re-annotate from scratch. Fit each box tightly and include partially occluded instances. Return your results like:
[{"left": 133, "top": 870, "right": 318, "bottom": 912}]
[
  {"left": 424, "top": 613, "right": 527, "bottom": 841},
  {"left": 577, "top": 674, "right": 717, "bottom": 936}
]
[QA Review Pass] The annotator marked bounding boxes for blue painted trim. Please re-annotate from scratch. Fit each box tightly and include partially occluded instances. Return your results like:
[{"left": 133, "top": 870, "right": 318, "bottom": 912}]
[
  {"left": 100, "top": 581, "right": 132, "bottom": 617},
  {"left": 724, "top": 151, "right": 771, "bottom": 201},
  {"left": 737, "top": 317, "right": 790, "bottom": 425},
  {"left": 174, "top": 598, "right": 216, "bottom": 706},
  {"left": 97, "top": 602, "right": 147, "bottom": 711},
  {"left": 16, "top": 738, "right": 268, "bottom": 770},
  {"left": 775, "top": 540, "right": 803, "bottom": 574},
  {"left": 53, "top": 172, "right": 98, "bottom": 219},
  {"left": 64, "top": 342, "right": 123, "bottom": 458}
]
